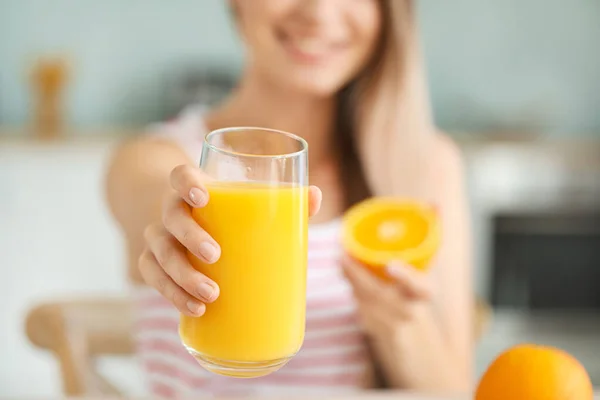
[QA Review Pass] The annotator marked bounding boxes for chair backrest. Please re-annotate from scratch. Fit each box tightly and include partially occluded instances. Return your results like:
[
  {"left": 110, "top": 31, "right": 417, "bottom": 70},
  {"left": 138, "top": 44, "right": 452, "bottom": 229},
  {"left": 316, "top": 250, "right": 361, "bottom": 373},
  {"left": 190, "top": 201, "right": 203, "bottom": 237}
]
[{"left": 25, "top": 297, "right": 135, "bottom": 396}]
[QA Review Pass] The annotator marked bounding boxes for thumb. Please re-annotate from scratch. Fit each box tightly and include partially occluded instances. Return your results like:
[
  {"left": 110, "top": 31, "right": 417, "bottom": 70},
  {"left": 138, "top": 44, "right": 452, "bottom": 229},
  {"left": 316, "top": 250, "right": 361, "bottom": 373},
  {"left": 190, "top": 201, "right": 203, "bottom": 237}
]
[
  {"left": 308, "top": 185, "right": 322, "bottom": 218},
  {"left": 386, "top": 261, "right": 432, "bottom": 300}
]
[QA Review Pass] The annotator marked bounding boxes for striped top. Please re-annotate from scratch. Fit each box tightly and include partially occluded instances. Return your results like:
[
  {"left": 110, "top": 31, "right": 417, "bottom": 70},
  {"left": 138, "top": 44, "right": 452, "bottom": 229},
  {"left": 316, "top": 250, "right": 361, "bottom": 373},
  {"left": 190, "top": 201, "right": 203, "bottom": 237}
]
[{"left": 134, "top": 105, "right": 372, "bottom": 398}]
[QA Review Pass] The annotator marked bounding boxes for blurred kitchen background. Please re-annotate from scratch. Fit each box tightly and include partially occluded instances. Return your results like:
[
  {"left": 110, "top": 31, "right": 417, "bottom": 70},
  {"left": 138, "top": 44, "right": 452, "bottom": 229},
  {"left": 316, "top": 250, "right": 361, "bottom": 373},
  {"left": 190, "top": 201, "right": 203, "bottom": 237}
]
[{"left": 1, "top": 0, "right": 599, "bottom": 397}]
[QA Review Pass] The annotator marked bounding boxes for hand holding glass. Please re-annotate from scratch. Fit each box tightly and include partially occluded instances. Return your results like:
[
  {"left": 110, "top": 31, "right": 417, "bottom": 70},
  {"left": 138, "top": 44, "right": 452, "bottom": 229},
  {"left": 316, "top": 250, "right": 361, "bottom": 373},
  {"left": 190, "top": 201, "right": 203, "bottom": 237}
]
[{"left": 179, "top": 127, "right": 309, "bottom": 378}]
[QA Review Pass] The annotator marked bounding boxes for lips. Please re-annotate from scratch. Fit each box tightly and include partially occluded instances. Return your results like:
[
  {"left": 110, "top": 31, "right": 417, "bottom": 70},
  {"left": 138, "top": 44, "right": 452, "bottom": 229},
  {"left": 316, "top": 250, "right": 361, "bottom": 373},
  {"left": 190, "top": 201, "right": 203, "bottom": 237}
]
[
  {"left": 288, "top": 37, "right": 330, "bottom": 56},
  {"left": 278, "top": 30, "right": 346, "bottom": 64}
]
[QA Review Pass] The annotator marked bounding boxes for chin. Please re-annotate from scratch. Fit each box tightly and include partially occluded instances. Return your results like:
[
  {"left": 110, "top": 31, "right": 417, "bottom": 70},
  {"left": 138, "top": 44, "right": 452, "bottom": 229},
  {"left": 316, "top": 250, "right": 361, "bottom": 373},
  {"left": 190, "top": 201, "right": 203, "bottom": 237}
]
[{"left": 280, "top": 71, "right": 348, "bottom": 98}]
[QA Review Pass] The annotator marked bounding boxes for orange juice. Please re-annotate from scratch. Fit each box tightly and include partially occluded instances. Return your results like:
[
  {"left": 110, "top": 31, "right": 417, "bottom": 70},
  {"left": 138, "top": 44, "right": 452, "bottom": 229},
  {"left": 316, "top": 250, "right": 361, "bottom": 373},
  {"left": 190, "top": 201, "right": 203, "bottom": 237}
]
[{"left": 180, "top": 182, "right": 308, "bottom": 377}]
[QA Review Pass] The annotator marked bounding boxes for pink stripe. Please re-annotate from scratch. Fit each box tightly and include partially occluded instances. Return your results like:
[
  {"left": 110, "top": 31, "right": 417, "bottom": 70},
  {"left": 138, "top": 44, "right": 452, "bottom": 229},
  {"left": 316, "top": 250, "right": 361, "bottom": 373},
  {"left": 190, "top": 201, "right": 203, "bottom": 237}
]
[
  {"left": 150, "top": 381, "right": 176, "bottom": 398},
  {"left": 139, "top": 325, "right": 365, "bottom": 356},
  {"left": 311, "top": 274, "right": 345, "bottom": 285},
  {"left": 307, "top": 259, "right": 340, "bottom": 269},
  {"left": 308, "top": 248, "right": 340, "bottom": 255},
  {"left": 139, "top": 339, "right": 196, "bottom": 364},
  {"left": 137, "top": 292, "right": 354, "bottom": 321},
  {"left": 146, "top": 358, "right": 362, "bottom": 389},
  {"left": 305, "top": 312, "right": 357, "bottom": 330},
  {"left": 137, "top": 311, "right": 357, "bottom": 332},
  {"left": 307, "top": 277, "right": 348, "bottom": 291},
  {"left": 308, "top": 239, "right": 340, "bottom": 251},
  {"left": 145, "top": 359, "right": 207, "bottom": 387},
  {"left": 307, "top": 295, "right": 353, "bottom": 309},
  {"left": 137, "top": 295, "right": 173, "bottom": 309},
  {"left": 141, "top": 337, "right": 365, "bottom": 372},
  {"left": 303, "top": 331, "right": 365, "bottom": 348},
  {"left": 136, "top": 296, "right": 355, "bottom": 335},
  {"left": 139, "top": 292, "right": 353, "bottom": 309},
  {"left": 285, "top": 348, "right": 367, "bottom": 369},
  {"left": 139, "top": 328, "right": 365, "bottom": 370},
  {"left": 308, "top": 249, "right": 340, "bottom": 257},
  {"left": 308, "top": 248, "right": 339, "bottom": 255},
  {"left": 136, "top": 317, "right": 178, "bottom": 332},
  {"left": 136, "top": 279, "right": 349, "bottom": 309},
  {"left": 136, "top": 276, "right": 347, "bottom": 309},
  {"left": 252, "top": 371, "right": 363, "bottom": 387}
]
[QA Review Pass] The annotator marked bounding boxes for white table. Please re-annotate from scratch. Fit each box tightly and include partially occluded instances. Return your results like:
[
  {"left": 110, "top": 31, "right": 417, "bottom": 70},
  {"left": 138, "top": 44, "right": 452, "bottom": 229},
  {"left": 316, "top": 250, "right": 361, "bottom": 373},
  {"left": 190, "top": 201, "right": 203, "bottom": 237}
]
[
  {"left": 69, "top": 391, "right": 596, "bottom": 400},
  {"left": 227, "top": 392, "right": 600, "bottom": 400},
  {"left": 36, "top": 390, "right": 600, "bottom": 399}
]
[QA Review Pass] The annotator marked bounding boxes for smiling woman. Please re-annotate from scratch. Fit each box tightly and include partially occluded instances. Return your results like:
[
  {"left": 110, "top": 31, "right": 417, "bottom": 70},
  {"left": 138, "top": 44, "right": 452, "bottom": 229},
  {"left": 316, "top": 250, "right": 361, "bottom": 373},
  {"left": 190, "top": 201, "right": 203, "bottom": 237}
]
[
  {"left": 105, "top": 0, "right": 473, "bottom": 397},
  {"left": 233, "top": 0, "right": 381, "bottom": 95}
]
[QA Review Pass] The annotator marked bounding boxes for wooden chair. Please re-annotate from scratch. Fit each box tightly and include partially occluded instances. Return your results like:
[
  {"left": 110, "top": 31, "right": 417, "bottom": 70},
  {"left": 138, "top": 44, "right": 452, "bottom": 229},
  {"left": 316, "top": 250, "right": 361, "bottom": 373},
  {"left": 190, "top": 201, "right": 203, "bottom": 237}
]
[
  {"left": 25, "top": 297, "right": 135, "bottom": 396},
  {"left": 25, "top": 295, "right": 492, "bottom": 396}
]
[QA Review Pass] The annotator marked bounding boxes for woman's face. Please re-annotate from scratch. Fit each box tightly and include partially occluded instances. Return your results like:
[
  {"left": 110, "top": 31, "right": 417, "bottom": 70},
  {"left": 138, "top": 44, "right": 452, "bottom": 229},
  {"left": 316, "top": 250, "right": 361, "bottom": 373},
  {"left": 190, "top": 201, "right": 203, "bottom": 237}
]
[{"left": 233, "top": 0, "right": 382, "bottom": 96}]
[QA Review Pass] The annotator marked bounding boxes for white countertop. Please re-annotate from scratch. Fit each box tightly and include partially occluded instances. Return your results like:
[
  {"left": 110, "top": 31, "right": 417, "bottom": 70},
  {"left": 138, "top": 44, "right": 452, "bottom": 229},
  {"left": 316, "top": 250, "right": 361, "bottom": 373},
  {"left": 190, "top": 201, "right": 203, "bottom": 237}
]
[{"left": 43, "top": 392, "right": 600, "bottom": 400}]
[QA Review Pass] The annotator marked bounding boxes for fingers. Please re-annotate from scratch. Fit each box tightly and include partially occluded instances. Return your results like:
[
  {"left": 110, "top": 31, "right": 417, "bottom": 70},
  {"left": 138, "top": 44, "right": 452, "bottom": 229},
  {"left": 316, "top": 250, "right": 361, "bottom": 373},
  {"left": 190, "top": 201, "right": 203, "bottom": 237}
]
[
  {"left": 143, "top": 223, "right": 220, "bottom": 304},
  {"left": 172, "top": 164, "right": 320, "bottom": 218},
  {"left": 162, "top": 196, "right": 221, "bottom": 264},
  {"left": 138, "top": 250, "right": 207, "bottom": 317},
  {"left": 342, "top": 255, "right": 430, "bottom": 322},
  {"left": 341, "top": 255, "right": 382, "bottom": 301},
  {"left": 168, "top": 165, "right": 221, "bottom": 263},
  {"left": 342, "top": 255, "right": 431, "bottom": 302},
  {"left": 308, "top": 185, "right": 322, "bottom": 218},
  {"left": 170, "top": 164, "right": 209, "bottom": 207},
  {"left": 386, "top": 261, "right": 432, "bottom": 300}
]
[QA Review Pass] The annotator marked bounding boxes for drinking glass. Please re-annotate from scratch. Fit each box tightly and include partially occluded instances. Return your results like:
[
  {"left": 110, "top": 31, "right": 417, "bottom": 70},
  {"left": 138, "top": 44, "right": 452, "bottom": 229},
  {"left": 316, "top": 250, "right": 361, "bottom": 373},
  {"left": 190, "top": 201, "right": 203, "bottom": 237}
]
[{"left": 179, "top": 127, "right": 309, "bottom": 378}]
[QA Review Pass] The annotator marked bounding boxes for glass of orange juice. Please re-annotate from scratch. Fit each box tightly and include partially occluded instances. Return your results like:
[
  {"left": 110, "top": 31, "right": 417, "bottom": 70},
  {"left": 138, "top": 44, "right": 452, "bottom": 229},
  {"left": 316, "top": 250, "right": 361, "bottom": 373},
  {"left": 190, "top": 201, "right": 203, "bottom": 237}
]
[{"left": 179, "top": 127, "right": 309, "bottom": 378}]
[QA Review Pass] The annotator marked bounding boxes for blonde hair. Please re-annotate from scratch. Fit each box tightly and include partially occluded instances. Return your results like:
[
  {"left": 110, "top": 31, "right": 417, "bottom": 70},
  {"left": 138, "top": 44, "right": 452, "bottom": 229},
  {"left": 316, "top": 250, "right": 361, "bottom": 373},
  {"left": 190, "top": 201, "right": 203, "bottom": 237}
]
[{"left": 336, "top": 0, "right": 434, "bottom": 207}]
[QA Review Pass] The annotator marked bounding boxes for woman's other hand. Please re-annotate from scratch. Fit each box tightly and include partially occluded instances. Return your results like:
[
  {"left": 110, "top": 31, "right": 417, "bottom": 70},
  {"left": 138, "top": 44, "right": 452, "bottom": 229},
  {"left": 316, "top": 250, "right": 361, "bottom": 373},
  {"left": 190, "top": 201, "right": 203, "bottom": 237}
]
[
  {"left": 342, "top": 256, "right": 461, "bottom": 391},
  {"left": 139, "top": 164, "right": 322, "bottom": 317},
  {"left": 342, "top": 256, "right": 433, "bottom": 338}
]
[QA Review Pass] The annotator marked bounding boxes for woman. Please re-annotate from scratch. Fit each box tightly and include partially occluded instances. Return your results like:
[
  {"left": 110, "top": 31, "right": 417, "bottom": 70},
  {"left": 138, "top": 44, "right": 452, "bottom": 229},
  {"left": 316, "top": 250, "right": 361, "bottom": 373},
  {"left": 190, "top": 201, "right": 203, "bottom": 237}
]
[{"left": 106, "top": 0, "right": 473, "bottom": 397}]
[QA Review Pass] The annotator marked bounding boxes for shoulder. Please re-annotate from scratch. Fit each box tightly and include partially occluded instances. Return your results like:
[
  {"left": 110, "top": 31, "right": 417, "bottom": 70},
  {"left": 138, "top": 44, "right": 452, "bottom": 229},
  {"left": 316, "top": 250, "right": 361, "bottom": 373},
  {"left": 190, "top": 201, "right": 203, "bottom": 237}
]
[
  {"left": 144, "top": 104, "right": 208, "bottom": 163},
  {"left": 108, "top": 105, "right": 208, "bottom": 174},
  {"left": 425, "top": 132, "right": 467, "bottom": 203},
  {"left": 432, "top": 133, "right": 464, "bottom": 173},
  {"left": 430, "top": 132, "right": 465, "bottom": 184}
]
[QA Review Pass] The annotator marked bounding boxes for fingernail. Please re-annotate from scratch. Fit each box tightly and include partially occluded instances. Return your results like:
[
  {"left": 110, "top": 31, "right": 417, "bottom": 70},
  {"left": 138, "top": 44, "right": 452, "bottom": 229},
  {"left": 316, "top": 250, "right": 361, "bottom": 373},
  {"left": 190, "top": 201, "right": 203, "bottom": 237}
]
[
  {"left": 199, "top": 242, "right": 220, "bottom": 263},
  {"left": 187, "top": 300, "right": 205, "bottom": 316},
  {"left": 197, "top": 282, "right": 218, "bottom": 302},
  {"left": 189, "top": 188, "right": 207, "bottom": 206}
]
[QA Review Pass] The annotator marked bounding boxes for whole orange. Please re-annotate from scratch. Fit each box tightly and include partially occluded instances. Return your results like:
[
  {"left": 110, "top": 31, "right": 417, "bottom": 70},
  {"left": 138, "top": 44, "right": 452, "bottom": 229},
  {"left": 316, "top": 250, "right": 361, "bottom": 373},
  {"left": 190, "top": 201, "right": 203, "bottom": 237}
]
[{"left": 475, "top": 344, "right": 593, "bottom": 400}]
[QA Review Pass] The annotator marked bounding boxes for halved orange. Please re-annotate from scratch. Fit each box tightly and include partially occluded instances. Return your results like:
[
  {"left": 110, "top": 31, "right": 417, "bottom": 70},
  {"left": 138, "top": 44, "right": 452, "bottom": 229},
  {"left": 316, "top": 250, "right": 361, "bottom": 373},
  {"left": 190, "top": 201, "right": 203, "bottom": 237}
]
[{"left": 342, "top": 198, "right": 441, "bottom": 278}]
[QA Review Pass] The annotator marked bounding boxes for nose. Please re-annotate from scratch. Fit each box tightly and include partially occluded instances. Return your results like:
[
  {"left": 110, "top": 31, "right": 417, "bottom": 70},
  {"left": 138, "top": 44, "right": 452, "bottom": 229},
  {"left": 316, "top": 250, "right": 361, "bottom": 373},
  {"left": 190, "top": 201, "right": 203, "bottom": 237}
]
[{"left": 296, "top": 0, "right": 341, "bottom": 27}]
